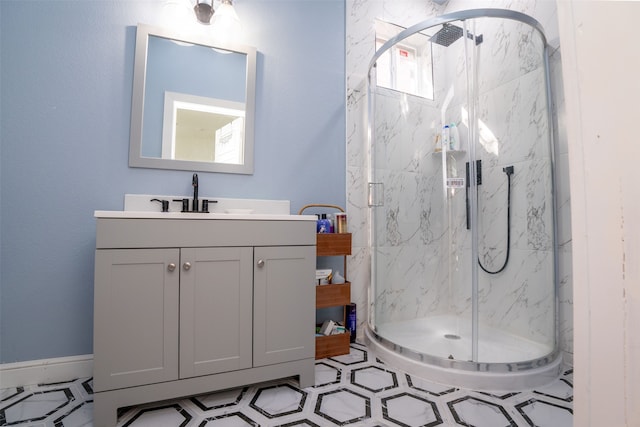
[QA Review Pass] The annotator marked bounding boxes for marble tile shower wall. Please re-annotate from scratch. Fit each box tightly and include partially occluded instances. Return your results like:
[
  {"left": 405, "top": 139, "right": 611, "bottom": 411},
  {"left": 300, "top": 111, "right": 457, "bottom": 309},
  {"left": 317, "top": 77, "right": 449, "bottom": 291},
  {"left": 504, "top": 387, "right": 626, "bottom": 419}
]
[
  {"left": 345, "top": 0, "right": 572, "bottom": 364},
  {"left": 371, "top": 89, "right": 447, "bottom": 322},
  {"left": 371, "top": 76, "right": 554, "bottom": 343}
]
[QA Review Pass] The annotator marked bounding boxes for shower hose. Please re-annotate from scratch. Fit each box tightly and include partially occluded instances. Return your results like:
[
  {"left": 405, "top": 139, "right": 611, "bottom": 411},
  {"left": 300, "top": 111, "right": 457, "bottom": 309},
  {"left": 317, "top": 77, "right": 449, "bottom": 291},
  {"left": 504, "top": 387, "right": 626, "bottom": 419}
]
[{"left": 478, "top": 165, "right": 514, "bottom": 275}]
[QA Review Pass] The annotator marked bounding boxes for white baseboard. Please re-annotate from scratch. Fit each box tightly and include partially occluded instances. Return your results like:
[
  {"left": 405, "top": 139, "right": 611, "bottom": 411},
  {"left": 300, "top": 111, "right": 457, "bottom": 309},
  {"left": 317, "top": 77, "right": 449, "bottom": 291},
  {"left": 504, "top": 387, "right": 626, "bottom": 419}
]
[{"left": 0, "top": 354, "right": 93, "bottom": 389}]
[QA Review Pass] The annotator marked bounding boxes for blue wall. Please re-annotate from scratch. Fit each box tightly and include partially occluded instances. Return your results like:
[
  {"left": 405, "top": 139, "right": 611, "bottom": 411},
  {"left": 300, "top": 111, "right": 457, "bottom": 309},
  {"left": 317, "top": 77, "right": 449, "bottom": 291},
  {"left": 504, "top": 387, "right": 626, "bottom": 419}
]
[{"left": 0, "top": 0, "right": 346, "bottom": 363}]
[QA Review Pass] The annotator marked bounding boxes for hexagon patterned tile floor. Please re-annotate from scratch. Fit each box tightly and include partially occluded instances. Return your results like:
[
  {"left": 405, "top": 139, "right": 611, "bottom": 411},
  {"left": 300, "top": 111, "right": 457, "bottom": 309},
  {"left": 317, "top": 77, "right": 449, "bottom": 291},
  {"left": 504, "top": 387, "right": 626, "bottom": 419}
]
[{"left": 0, "top": 343, "right": 573, "bottom": 426}]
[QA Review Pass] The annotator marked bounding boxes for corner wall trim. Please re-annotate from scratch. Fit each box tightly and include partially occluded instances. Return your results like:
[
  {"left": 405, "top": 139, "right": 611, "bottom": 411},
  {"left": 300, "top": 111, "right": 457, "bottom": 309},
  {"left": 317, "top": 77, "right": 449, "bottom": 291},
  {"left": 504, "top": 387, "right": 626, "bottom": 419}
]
[{"left": 0, "top": 354, "right": 93, "bottom": 388}]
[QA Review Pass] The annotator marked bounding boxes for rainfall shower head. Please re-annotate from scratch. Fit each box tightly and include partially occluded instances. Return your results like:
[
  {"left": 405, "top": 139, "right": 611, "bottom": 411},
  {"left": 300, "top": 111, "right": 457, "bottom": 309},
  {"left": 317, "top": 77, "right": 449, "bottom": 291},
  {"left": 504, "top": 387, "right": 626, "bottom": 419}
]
[
  {"left": 429, "top": 23, "right": 483, "bottom": 47},
  {"left": 430, "top": 23, "right": 463, "bottom": 47}
]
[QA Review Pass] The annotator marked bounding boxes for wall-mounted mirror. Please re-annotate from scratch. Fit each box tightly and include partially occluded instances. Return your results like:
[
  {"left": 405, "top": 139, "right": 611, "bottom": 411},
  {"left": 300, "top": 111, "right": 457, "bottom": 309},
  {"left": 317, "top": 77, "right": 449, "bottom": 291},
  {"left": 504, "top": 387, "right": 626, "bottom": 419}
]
[{"left": 129, "top": 24, "right": 257, "bottom": 174}]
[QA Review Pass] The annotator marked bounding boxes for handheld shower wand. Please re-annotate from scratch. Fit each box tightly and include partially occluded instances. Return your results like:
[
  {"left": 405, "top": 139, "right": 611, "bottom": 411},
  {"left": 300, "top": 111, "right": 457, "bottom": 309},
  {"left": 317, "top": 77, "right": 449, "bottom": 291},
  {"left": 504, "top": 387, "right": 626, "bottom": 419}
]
[{"left": 478, "top": 165, "right": 514, "bottom": 275}]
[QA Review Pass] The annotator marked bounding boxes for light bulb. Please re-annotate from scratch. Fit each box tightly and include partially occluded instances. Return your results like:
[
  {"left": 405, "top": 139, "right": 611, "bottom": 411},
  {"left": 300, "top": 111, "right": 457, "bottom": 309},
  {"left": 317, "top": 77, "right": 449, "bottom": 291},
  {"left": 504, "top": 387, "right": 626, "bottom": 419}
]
[{"left": 211, "top": 0, "right": 241, "bottom": 44}]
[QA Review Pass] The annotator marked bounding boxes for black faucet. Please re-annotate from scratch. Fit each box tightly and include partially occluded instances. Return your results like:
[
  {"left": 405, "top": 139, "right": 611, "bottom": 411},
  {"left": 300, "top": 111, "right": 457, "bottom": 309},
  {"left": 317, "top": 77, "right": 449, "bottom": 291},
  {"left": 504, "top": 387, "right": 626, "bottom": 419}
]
[{"left": 192, "top": 173, "right": 199, "bottom": 212}]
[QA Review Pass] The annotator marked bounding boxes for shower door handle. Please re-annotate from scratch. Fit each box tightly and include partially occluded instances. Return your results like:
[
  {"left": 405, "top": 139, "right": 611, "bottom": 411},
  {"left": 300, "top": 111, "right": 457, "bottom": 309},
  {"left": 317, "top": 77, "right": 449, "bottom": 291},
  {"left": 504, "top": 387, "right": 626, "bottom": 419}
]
[
  {"left": 465, "top": 160, "right": 482, "bottom": 230},
  {"left": 466, "top": 162, "right": 471, "bottom": 230}
]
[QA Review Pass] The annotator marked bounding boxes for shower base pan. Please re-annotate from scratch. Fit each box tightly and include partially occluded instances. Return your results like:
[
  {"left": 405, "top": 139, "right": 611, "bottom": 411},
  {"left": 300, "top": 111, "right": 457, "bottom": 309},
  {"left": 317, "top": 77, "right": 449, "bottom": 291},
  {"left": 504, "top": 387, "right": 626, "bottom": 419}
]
[{"left": 365, "top": 315, "right": 562, "bottom": 391}]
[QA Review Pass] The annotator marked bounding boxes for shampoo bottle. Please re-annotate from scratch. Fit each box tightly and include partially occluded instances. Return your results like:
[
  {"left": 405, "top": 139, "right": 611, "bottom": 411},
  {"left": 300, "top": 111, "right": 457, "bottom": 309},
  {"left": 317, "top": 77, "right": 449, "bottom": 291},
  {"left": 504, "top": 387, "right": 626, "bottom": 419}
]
[
  {"left": 442, "top": 125, "right": 450, "bottom": 151},
  {"left": 449, "top": 123, "right": 460, "bottom": 150}
]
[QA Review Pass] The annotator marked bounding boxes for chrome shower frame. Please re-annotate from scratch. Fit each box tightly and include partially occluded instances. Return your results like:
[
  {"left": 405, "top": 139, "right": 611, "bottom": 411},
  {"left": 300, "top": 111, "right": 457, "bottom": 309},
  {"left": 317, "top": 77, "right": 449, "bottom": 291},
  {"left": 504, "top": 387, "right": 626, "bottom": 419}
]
[{"left": 365, "top": 8, "right": 560, "bottom": 377}]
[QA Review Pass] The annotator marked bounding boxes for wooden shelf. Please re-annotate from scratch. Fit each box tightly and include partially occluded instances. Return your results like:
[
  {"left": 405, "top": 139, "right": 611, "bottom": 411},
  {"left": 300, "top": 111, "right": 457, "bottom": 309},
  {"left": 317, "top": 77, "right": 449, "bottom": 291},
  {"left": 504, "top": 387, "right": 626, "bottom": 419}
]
[
  {"left": 315, "top": 333, "right": 351, "bottom": 359},
  {"left": 316, "top": 282, "right": 350, "bottom": 309},
  {"left": 315, "top": 233, "right": 352, "bottom": 359},
  {"left": 316, "top": 233, "right": 352, "bottom": 256}
]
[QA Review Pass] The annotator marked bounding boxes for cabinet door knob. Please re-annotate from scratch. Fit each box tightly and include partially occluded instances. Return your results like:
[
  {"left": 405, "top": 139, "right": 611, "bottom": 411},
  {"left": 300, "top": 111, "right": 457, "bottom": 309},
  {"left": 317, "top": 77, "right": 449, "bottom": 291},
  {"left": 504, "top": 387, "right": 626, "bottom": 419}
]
[
  {"left": 183, "top": 262, "right": 192, "bottom": 271},
  {"left": 257, "top": 259, "right": 265, "bottom": 268},
  {"left": 167, "top": 263, "right": 176, "bottom": 272}
]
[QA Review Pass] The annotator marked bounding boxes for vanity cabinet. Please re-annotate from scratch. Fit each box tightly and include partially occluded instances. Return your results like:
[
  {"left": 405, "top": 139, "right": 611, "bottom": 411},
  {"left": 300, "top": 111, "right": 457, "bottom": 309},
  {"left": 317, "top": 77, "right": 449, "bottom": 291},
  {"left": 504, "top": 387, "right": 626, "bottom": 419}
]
[{"left": 92, "top": 215, "right": 315, "bottom": 427}]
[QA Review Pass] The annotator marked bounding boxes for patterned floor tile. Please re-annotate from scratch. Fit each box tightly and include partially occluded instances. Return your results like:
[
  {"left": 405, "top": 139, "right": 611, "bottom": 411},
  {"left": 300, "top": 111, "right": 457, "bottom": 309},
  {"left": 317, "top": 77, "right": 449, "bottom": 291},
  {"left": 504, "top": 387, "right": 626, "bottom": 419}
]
[
  {"left": 120, "top": 403, "right": 192, "bottom": 427},
  {"left": 192, "top": 387, "right": 248, "bottom": 411},
  {"left": 0, "top": 345, "right": 574, "bottom": 427},
  {"left": 328, "top": 346, "right": 368, "bottom": 366},
  {"left": 314, "top": 362, "right": 342, "bottom": 387},
  {"left": 350, "top": 366, "right": 398, "bottom": 393},
  {"left": 199, "top": 411, "right": 258, "bottom": 426},
  {"left": 381, "top": 392, "right": 442, "bottom": 427},
  {"left": 52, "top": 400, "right": 94, "bottom": 427},
  {"left": 447, "top": 395, "right": 517, "bottom": 427},
  {"left": 0, "top": 388, "right": 74, "bottom": 425},
  {"left": 515, "top": 398, "right": 572, "bottom": 427},
  {"left": 405, "top": 374, "right": 457, "bottom": 397},
  {"left": 315, "top": 388, "right": 371, "bottom": 425},
  {"left": 250, "top": 384, "right": 307, "bottom": 419},
  {"left": 0, "top": 388, "right": 25, "bottom": 403},
  {"left": 533, "top": 378, "right": 573, "bottom": 402}
]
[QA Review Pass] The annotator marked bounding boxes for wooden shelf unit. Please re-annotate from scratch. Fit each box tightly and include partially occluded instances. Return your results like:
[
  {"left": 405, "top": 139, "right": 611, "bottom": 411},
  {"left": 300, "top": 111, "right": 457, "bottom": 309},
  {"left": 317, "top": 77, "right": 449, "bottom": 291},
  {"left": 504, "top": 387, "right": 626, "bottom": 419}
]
[{"left": 315, "top": 233, "right": 352, "bottom": 359}]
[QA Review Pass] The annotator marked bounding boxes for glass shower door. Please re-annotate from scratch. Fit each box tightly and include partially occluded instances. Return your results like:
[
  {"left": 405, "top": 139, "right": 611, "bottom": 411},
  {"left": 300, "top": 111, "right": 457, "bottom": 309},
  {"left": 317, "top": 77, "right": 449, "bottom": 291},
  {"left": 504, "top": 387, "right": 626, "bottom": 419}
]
[
  {"left": 429, "top": 18, "right": 480, "bottom": 363},
  {"left": 369, "top": 18, "right": 477, "bottom": 362}
]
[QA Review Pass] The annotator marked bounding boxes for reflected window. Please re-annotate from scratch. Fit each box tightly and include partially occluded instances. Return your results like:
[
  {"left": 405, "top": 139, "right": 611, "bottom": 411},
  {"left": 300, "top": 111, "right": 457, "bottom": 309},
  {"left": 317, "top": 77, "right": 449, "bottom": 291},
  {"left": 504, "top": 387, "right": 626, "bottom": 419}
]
[
  {"left": 162, "top": 91, "right": 245, "bottom": 164},
  {"left": 214, "top": 117, "right": 244, "bottom": 164}
]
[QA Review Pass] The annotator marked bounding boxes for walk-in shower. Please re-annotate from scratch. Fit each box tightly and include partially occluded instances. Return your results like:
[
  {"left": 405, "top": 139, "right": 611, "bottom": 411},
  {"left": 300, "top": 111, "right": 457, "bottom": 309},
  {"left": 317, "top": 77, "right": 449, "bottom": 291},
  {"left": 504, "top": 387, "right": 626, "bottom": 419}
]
[{"left": 365, "top": 9, "right": 561, "bottom": 390}]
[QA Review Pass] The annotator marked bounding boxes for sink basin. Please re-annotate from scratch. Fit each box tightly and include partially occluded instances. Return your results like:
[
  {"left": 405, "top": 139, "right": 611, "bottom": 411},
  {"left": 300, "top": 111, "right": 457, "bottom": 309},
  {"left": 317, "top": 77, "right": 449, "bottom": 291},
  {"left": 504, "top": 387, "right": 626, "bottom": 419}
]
[{"left": 225, "top": 208, "right": 254, "bottom": 214}]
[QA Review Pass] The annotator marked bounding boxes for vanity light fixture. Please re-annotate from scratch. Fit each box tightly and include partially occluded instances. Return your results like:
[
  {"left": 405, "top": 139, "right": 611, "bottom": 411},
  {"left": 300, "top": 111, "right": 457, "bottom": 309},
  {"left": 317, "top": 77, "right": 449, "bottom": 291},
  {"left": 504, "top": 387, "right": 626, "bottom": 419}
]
[
  {"left": 212, "top": 0, "right": 240, "bottom": 28},
  {"left": 194, "top": 0, "right": 240, "bottom": 29},
  {"left": 210, "top": 0, "right": 241, "bottom": 42},
  {"left": 194, "top": 0, "right": 214, "bottom": 24}
]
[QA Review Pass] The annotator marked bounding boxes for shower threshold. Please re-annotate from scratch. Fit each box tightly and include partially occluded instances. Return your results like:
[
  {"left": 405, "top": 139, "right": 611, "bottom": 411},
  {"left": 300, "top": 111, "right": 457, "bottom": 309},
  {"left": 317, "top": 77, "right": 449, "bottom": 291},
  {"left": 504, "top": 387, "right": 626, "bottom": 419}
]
[
  {"left": 375, "top": 314, "right": 552, "bottom": 363},
  {"left": 365, "top": 315, "right": 562, "bottom": 391}
]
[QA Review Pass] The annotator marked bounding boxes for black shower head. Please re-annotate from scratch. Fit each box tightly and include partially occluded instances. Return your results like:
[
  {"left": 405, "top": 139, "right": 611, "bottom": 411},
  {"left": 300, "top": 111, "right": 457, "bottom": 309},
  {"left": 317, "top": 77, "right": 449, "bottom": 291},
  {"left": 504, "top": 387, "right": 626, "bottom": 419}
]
[
  {"left": 430, "top": 23, "right": 483, "bottom": 47},
  {"left": 429, "top": 23, "right": 463, "bottom": 47}
]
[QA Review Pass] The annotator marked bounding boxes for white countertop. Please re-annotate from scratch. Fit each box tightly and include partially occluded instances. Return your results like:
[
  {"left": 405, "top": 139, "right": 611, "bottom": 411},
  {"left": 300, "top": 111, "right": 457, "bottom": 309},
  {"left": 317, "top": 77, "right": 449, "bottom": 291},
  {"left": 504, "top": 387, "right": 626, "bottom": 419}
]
[{"left": 94, "top": 210, "right": 316, "bottom": 221}]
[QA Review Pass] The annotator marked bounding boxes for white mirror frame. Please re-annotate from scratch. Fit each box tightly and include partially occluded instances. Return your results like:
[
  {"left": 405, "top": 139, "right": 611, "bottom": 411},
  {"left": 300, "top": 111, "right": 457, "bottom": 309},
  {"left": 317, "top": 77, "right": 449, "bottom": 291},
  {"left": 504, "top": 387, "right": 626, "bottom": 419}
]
[{"left": 129, "top": 23, "right": 257, "bottom": 174}]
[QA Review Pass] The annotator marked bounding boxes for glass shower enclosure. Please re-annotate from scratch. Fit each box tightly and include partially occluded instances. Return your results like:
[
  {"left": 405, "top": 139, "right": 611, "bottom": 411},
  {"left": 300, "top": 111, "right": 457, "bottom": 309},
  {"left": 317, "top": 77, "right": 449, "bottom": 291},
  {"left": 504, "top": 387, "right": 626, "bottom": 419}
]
[{"left": 367, "top": 9, "right": 559, "bottom": 375}]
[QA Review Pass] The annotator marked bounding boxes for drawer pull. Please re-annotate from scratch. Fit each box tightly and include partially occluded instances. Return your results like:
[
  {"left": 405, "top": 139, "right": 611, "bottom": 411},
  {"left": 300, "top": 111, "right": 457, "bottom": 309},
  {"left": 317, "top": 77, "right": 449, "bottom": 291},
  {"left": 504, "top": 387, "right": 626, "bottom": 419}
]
[
  {"left": 183, "top": 262, "right": 192, "bottom": 271},
  {"left": 167, "top": 263, "right": 176, "bottom": 272}
]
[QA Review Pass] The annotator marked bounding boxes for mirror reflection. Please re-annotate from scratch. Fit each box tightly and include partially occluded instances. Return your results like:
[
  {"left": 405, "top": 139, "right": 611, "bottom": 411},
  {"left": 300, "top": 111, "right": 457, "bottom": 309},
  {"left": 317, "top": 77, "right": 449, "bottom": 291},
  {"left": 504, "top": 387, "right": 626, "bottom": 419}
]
[
  {"left": 129, "top": 24, "right": 257, "bottom": 174},
  {"left": 161, "top": 91, "right": 245, "bottom": 164}
]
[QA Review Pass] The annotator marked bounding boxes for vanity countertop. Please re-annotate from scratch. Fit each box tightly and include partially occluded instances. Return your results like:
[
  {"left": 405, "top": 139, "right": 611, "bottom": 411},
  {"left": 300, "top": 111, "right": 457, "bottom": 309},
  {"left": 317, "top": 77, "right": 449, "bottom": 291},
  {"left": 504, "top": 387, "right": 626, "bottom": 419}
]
[{"left": 94, "top": 210, "right": 317, "bottom": 221}]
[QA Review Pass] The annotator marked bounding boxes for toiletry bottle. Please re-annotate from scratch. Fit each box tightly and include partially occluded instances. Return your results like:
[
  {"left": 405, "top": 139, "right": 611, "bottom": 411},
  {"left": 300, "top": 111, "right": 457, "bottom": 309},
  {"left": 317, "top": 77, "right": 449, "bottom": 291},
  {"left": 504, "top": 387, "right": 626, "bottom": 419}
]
[
  {"left": 347, "top": 304, "right": 357, "bottom": 343},
  {"left": 332, "top": 271, "right": 345, "bottom": 284},
  {"left": 327, "top": 213, "right": 335, "bottom": 233},
  {"left": 449, "top": 123, "right": 460, "bottom": 150},
  {"left": 336, "top": 213, "right": 347, "bottom": 233},
  {"left": 442, "top": 125, "right": 450, "bottom": 151},
  {"left": 317, "top": 214, "right": 331, "bottom": 233},
  {"left": 434, "top": 133, "right": 442, "bottom": 152}
]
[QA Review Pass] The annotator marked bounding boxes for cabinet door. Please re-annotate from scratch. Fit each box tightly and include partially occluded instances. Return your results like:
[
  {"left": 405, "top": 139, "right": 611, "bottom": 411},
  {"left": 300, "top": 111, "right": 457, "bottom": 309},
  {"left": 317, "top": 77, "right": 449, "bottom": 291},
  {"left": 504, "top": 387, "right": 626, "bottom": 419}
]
[
  {"left": 93, "top": 249, "right": 179, "bottom": 391},
  {"left": 253, "top": 246, "right": 315, "bottom": 366},
  {"left": 180, "top": 247, "right": 253, "bottom": 378}
]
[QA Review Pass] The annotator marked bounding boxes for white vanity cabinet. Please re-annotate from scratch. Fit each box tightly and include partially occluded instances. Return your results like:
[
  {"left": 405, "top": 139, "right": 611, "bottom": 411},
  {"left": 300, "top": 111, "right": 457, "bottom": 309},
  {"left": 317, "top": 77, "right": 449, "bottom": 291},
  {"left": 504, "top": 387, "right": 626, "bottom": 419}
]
[{"left": 92, "top": 215, "right": 316, "bottom": 427}]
